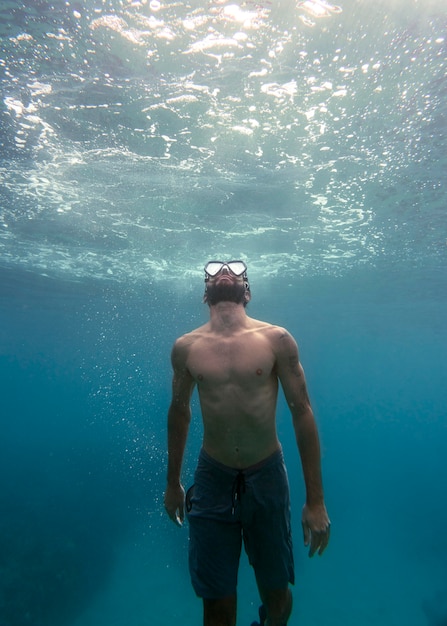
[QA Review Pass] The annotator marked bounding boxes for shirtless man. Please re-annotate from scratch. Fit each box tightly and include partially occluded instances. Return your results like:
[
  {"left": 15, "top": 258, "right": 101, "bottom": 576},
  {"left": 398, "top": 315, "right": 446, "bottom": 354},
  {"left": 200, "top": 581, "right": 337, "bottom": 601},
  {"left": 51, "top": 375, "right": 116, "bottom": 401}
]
[{"left": 164, "top": 260, "right": 330, "bottom": 626}]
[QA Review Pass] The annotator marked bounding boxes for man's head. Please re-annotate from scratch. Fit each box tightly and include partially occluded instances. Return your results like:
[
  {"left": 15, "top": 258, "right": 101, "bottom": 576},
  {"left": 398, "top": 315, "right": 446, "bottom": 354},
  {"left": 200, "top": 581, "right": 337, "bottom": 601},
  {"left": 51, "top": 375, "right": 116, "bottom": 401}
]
[{"left": 203, "top": 260, "right": 251, "bottom": 307}]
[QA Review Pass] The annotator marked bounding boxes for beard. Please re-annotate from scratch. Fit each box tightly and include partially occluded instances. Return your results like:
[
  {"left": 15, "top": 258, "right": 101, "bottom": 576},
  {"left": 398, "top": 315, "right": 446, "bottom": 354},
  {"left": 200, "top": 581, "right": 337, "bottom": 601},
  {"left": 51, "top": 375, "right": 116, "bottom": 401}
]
[{"left": 205, "top": 280, "right": 247, "bottom": 306}]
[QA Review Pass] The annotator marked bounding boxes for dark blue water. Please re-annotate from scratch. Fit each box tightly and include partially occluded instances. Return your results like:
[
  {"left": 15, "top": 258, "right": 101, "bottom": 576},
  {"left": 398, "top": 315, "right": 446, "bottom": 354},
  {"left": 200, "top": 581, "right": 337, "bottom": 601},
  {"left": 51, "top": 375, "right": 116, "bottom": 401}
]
[
  {"left": 1, "top": 0, "right": 446, "bottom": 624},
  {"left": 2, "top": 266, "right": 446, "bottom": 625}
]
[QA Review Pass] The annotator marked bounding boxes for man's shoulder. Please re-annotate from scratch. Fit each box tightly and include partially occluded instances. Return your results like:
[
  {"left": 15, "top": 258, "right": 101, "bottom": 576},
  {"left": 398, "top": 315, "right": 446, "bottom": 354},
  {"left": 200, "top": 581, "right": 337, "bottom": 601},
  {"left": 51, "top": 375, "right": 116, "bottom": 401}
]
[
  {"left": 250, "top": 318, "right": 290, "bottom": 338},
  {"left": 250, "top": 320, "right": 298, "bottom": 354},
  {"left": 174, "top": 324, "right": 209, "bottom": 349},
  {"left": 171, "top": 325, "right": 208, "bottom": 368}
]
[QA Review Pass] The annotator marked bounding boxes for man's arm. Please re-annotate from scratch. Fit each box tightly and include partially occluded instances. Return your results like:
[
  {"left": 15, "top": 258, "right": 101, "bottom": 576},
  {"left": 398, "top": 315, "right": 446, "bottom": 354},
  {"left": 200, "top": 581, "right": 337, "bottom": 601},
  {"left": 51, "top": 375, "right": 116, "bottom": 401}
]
[
  {"left": 164, "top": 337, "right": 196, "bottom": 526},
  {"left": 275, "top": 328, "right": 331, "bottom": 557}
]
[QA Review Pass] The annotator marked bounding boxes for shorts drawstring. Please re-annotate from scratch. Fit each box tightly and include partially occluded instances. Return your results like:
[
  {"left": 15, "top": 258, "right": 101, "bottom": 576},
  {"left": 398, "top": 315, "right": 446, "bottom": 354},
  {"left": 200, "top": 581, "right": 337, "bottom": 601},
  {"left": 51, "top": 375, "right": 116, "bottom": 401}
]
[{"left": 231, "top": 470, "right": 246, "bottom": 515}]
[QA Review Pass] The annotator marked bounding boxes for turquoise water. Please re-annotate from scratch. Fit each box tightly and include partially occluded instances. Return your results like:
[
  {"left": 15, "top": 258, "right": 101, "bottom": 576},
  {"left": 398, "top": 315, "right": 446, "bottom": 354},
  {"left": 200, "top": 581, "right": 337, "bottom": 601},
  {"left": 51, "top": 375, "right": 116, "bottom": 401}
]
[{"left": 1, "top": 0, "right": 446, "bottom": 624}]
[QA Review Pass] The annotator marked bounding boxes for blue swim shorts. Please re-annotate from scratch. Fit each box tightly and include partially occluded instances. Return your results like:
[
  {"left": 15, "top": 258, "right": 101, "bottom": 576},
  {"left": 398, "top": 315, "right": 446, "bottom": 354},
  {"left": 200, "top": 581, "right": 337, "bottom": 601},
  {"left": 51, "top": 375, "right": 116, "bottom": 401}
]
[{"left": 186, "top": 448, "right": 294, "bottom": 599}]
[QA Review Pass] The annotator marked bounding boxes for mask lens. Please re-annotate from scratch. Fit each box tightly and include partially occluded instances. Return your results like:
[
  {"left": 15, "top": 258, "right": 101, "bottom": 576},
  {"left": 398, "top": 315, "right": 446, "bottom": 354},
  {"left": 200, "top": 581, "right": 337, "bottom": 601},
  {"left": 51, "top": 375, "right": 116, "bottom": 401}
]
[
  {"left": 227, "top": 261, "right": 246, "bottom": 276},
  {"left": 205, "top": 261, "right": 224, "bottom": 277}
]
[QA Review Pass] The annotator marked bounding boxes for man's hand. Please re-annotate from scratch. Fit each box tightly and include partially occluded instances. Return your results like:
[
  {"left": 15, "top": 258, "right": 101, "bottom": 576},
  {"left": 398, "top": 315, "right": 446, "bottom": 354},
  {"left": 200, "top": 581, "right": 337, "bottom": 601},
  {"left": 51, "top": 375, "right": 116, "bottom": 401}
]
[
  {"left": 164, "top": 483, "right": 186, "bottom": 527},
  {"left": 302, "top": 502, "right": 331, "bottom": 557}
]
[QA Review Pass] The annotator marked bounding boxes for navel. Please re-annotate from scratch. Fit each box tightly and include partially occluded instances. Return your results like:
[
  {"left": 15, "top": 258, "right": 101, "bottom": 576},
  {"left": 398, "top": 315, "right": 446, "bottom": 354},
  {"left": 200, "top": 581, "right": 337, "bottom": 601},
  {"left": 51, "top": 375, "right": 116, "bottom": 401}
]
[{"left": 197, "top": 374, "right": 203, "bottom": 381}]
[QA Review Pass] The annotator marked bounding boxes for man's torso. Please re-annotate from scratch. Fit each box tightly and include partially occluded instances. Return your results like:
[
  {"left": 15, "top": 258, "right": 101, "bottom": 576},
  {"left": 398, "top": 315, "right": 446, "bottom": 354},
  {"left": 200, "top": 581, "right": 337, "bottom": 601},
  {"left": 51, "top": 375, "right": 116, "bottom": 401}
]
[{"left": 184, "top": 319, "right": 283, "bottom": 468}]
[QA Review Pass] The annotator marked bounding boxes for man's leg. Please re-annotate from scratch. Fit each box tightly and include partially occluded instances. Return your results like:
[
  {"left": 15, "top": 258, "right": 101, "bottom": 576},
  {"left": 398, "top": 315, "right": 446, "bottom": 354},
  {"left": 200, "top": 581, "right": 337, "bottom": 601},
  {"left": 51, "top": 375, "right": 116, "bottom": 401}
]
[
  {"left": 244, "top": 453, "right": 294, "bottom": 626},
  {"left": 257, "top": 586, "right": 292, "bottom": 626},
  {"left": 203, "top": 595, "right": 237, "bottom": 626}
]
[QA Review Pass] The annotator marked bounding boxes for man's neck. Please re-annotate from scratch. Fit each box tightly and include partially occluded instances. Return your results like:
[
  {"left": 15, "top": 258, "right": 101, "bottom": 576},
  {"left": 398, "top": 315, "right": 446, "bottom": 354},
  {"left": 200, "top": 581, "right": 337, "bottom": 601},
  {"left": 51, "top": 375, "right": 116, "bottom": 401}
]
[{"left": 208, "top": 302, "right": 248, "bottom": 334}]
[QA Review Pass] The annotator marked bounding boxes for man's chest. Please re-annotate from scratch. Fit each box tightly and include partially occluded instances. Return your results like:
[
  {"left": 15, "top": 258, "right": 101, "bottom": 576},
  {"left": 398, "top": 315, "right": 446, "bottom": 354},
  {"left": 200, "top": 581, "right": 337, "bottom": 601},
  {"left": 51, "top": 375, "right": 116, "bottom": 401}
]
[{"left": 186, "top": 335, "right": 275, "bottom": 385}]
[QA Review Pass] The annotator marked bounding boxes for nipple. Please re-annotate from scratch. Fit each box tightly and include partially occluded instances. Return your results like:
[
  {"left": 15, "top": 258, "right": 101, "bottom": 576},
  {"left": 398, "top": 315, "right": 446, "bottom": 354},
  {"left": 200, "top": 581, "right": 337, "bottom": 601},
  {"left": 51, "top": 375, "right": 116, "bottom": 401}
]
[{"left": 256, "top": 369, "right": 262, "bottom": 376}]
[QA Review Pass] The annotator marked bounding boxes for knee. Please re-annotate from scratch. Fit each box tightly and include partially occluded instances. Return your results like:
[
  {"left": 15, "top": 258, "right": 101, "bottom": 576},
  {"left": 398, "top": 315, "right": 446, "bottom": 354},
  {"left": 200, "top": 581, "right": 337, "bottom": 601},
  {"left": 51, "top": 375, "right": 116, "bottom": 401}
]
[{"left": 203, "top": 596, "right": 237, "bottom": 626}]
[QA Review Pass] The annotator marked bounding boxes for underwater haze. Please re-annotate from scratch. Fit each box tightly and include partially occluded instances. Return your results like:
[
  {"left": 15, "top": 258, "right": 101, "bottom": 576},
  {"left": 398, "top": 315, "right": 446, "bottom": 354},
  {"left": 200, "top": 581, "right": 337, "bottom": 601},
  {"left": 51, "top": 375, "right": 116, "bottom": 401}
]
[{"left": 1, "top": 0, "right": 446, "bottom": 625}]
